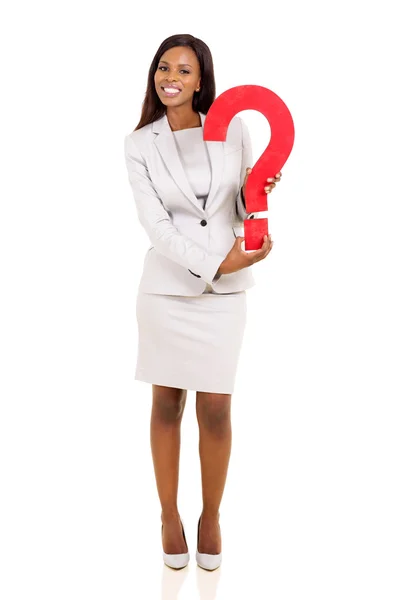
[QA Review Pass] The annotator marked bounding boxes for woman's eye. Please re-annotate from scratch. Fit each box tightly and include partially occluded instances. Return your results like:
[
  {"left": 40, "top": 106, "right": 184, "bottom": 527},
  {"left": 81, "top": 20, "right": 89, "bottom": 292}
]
[{"left": 158, "top": 66, "right": 190, "bottom": 74}]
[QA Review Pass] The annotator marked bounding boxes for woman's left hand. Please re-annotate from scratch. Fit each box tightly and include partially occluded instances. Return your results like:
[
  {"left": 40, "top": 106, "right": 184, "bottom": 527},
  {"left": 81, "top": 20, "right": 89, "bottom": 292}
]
[
  {"left": 242, "top": 169, "right": 282, "bottom": 201},
  {"left": 264, "top": 171, "right": 282, "bottom": 194}
]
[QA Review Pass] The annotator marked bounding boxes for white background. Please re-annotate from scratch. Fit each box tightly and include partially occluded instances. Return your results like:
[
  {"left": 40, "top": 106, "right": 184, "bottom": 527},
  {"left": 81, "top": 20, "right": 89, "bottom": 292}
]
[{"left": 1, "top": 1, "right": 399, "bottom": 598}]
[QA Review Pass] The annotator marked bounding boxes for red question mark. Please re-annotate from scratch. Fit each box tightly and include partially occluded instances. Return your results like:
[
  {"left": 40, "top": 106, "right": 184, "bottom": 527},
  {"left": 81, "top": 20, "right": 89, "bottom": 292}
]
[{"left": 203, "top": 85, "right": 295, "bottom": 250}]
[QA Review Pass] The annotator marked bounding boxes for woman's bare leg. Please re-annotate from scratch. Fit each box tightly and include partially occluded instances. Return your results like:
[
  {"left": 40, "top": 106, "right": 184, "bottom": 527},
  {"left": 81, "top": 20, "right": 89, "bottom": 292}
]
[
  {"left": 195, "top": 391, "right": 232, "bottom": 554},
  {"left": 150, "top": 384, "right": 188, "bottom": 554}
]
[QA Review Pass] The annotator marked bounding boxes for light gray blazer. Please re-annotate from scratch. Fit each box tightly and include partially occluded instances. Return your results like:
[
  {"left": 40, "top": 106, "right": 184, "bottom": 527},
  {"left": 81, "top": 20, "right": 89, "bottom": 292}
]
[{"left": 124, "top": 111, "right": 256, "bottom": 295}]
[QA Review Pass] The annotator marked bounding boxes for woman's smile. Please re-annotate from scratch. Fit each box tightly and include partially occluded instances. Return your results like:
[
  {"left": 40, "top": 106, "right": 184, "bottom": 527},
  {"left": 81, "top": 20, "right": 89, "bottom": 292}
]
[{"left": 161, "top": 86, "right": 182, "bottom": 97}]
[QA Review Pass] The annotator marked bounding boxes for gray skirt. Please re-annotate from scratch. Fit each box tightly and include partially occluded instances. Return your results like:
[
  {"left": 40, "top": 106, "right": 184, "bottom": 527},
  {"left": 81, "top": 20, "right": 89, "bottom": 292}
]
[{"left": 135, "top": 283, "right": 247, "bottom": 394}]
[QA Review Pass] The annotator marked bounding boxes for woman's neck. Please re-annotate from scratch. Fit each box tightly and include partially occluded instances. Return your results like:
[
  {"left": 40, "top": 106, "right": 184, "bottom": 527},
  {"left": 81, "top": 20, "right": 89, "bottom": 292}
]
[{"left": 166, "top": 108, "right": 201, "bottom": 131}]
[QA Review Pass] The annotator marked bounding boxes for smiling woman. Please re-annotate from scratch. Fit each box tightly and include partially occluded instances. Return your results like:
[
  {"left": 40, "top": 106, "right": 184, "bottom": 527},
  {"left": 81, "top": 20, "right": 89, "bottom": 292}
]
[
  {"left": 153, "top": 47, "right": 203, "bottom": 129},
  {"left": 124, "top": 33, "right": 274, "bottom": 572}
]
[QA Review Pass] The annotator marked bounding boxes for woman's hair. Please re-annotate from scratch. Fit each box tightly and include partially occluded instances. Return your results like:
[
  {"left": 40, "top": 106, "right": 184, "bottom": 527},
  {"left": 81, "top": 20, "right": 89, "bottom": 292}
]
[{"left": 134, "top": 34, "right": 216, "bottom": 131}]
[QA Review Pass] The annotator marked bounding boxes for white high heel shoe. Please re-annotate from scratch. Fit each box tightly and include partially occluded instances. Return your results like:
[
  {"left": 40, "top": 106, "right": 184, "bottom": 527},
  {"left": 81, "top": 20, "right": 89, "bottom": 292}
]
[
  {"left": 196, "top": 515, "right": 222, "bottom": 571},
  {"left": 162, "top": 518, "right": 190, "bottom": 569}
]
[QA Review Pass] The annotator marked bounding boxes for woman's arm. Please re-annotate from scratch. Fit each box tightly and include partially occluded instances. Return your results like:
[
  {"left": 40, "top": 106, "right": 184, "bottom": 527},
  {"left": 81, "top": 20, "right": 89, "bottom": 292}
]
[{"left": 124, "top": 135, "right": 225, "bottom": 284}]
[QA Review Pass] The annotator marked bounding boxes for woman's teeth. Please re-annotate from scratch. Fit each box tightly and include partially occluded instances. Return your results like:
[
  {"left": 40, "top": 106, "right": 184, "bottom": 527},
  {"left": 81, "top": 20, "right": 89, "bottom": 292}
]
[{"left": 162, "top": 87, "right": 181, "bottom": 96}]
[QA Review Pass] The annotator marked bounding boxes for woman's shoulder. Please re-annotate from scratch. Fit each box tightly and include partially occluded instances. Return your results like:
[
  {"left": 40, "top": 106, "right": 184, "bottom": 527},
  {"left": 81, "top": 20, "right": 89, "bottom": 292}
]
[
  {"left": 222, "top": 115, "right": 244, "bottom": 148},
  {"left": 124, "top": 121, "right": 155, "bottom": 159},
  {"left": 125, "top": 121, "right": 153, "bottom": 144}
]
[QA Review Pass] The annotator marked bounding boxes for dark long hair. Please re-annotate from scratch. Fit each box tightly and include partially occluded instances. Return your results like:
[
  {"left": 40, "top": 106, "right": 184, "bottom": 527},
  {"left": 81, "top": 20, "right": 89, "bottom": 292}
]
[{"left": 134, "top": 34, "right": 216, "bottom": 131}]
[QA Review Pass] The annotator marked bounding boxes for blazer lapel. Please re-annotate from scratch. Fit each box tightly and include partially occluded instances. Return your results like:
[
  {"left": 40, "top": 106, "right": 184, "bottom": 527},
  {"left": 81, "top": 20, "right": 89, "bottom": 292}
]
[{"left": 152, "top": 112, "right": 224, "bottom": 213}]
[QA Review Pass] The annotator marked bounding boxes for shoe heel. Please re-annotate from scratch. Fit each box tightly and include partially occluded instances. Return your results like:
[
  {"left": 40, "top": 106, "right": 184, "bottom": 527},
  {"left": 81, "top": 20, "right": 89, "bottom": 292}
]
[
  {"left": 162, "top": 518, "right": 190, "bottom": 569},
  {"left": 196, "top": 515, "right": 222, "bottom": 571}
]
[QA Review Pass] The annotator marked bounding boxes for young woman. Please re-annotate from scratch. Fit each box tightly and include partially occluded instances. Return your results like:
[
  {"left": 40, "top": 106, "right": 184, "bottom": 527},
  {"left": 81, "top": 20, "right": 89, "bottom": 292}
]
[{"left": 124, "top": 33, "right": 280, "bottom": 570}]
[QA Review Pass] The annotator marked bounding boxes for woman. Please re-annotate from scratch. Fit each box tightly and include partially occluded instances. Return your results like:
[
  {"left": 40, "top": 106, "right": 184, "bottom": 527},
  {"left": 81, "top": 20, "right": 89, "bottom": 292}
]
[{"left": 124, "top": 34, "right": 280, "bottom": 571}]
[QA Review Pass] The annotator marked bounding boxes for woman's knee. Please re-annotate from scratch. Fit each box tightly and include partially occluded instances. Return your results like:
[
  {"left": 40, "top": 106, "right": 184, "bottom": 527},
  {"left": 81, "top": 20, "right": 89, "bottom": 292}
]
[
  {"left": 152, "top": 385, "right": 187, "bottom": 423},
  {"left": 196, "top": 392, "right": 231, "bottom": 434}
]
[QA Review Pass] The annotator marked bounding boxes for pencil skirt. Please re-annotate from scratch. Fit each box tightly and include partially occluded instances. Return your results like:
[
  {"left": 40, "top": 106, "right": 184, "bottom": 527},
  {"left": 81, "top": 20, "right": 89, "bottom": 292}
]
[{"left": 135, "top": 284, "right": 247, "bottom": 394}]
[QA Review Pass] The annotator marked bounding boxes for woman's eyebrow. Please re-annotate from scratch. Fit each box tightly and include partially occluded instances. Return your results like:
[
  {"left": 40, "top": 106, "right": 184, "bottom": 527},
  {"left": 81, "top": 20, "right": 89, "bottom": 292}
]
[{"left": 159, "top": 60, "right": 192, "bottom": 67}]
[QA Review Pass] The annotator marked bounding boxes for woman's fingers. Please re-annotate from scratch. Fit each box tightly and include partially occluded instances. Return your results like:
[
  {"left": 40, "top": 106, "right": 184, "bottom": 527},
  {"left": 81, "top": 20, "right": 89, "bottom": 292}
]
[
  {"left": 262, "top": 234, "right": 273, "bottom": 255},
  {"left": 244, "top": 234, "right": 273, "bottom": 264},
  {"left": 264, "top": 171, "right": 282, "bottom": 193},
  {"left": 244, "top": 167, "right": 252, "bottom": 183},
  {"left": 260, "top": 235, "right": 273, "bottom": 258},
  {"left": 246, "top": 169, "right": 282, "bottom": 194},
  {"left": 267, "top": 172, "right": 281, "bottom": 182}
]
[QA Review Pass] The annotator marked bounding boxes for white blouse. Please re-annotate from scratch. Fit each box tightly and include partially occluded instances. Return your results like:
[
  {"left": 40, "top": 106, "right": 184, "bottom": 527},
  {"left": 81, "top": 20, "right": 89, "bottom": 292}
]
[
  {"left": 172, "top": 126, "right": 212, "bottom": 210},
  {"left": 172, "top": 126, "right": 222, "bottom": 291}
]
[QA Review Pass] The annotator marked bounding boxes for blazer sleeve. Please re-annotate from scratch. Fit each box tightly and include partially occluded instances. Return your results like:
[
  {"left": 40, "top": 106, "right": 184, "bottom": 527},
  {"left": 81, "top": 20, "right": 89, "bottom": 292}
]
[
  {"left": 235, "top": 118, "right": 256, "bottom": 222},
  {"left": 124, "top": 135, "right": 226, "bottom": 284}
]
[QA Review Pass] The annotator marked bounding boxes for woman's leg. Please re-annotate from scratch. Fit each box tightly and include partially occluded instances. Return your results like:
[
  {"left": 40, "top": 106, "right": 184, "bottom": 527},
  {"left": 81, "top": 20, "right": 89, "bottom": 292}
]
[
  {"left": 195, "top": 391, "right": 232, "bottom": 554},
  {"left": 150, "top": 384, "right": 188, "bottom": 554}
]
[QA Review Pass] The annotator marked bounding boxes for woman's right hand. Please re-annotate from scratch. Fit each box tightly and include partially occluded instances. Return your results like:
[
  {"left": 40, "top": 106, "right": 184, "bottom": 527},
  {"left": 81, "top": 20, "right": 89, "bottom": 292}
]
[{"left": 217, "top": 234, "right": 274, "bottom": 276}]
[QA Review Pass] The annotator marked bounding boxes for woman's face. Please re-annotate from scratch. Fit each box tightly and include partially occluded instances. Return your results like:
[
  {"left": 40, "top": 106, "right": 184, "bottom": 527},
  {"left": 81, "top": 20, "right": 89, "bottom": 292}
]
[{"left": 154, "top": 46, "right": 201, "bottom": 108}]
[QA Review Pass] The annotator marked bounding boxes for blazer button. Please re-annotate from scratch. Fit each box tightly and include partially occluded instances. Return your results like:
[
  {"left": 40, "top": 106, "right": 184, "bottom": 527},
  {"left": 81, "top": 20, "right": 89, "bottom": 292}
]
[{"left": 200, "top": 219, "right": 207, "bottom": 226}]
